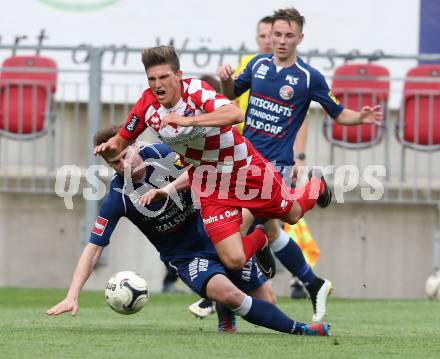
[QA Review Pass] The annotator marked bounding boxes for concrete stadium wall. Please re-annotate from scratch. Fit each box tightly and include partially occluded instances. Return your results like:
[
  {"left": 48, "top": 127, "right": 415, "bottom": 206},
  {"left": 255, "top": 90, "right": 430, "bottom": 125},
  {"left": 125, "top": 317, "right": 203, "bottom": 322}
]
[
  {"left": 0, "top": 193, "right": 165, "bottom": 293},
  {"left": 0, "top": 192, "right": 438, "bottom": 299},
  {"left": 272, "top": 202, "right": 439, "bottom": 299}
]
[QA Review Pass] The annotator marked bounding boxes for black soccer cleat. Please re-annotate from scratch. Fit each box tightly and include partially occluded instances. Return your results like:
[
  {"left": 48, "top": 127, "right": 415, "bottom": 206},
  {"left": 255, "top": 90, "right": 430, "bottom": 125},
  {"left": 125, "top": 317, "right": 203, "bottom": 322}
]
[
  {"left": 307, "top": 278, "right": 333, "bottom": 323},
  {"left": 308, "top": 168, "right": 332, "bottom": 208},
  {"left": 254, "top": 225, "right": 276, "bottom": 279}
]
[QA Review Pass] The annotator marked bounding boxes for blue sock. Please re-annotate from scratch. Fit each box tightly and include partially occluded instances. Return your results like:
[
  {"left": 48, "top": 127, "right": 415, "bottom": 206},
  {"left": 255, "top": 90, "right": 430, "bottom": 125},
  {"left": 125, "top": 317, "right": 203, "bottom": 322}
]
[
  {"left": 270, "top": 230, "right": 317, "bottom": 286},
  {"left": 233, "top": 295, "right": 305, "bottom": 334}
]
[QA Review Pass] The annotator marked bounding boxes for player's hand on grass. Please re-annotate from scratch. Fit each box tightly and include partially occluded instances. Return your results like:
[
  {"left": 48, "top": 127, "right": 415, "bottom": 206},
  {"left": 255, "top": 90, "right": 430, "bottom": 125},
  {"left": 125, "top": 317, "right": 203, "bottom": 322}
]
[
  {"left": 216, "top": 64, "right": 235, "bottom": 81},
  {"left": 46, "top": 297, "right": 79, "bottom": 316},
  {"left": 359, "top": 105, "right": 383, "bottom": 126},
  {"left": 139, "top": 188, "right": 169, "bottom": 206}
]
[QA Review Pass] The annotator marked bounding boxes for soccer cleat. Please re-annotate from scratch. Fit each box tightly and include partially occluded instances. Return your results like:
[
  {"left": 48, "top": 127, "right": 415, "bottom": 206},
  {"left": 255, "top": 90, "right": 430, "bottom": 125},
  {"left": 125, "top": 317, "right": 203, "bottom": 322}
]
[
  {"left": 301, "top": 322, "right": 331, "bottom": 336},
  {"left": 311, "top": 279, "right": 333, "bottom": 322},
  {"left": 218, "top": 326, "right": 238, "bottom": 333},
  {"left": 254, "top": 225, "right": 276, "bottom": 279},
  {"left": 188, "top": 298, "right": 216, "bottom": 319},
  {"left": 216, "top": 302, "right": 237, "bottom": 333},
  {"left": 308, "top": 168, "right": 332, "bottom": 208}
]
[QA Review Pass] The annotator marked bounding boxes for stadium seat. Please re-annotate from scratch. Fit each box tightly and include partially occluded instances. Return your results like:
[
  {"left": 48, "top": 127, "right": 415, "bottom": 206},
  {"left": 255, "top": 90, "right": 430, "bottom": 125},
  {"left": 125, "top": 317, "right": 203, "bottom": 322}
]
[
  {"left": 0, "top": 55, "right": 57, "bottom": 139},
  {"left": 397, "top": 65, "right": 440, "bottom": 148},
  {"left": 396, "top": 65, "right": 440, "bottom": 180},
  {"left": 0, "top": 55, "right": 57, "bottom": 169},
  {"left": 324, "top": 63, "right": 390, "bottom": 151}
]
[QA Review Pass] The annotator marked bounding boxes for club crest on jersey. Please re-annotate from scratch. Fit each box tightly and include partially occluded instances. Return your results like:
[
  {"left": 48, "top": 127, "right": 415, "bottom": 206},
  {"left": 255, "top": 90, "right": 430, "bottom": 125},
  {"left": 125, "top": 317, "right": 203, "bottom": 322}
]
[
  {"left": 92, "top": 216, "right": 108, "bottom": 236},
  {"left": 285, "top": 75, "right": 299, "bottom": 85},
  {"left": 183, "top": 104, "right": 195, "bottom": 117},
  {"left": 279, "top": 85, "right": 294, "bottom": 100}
]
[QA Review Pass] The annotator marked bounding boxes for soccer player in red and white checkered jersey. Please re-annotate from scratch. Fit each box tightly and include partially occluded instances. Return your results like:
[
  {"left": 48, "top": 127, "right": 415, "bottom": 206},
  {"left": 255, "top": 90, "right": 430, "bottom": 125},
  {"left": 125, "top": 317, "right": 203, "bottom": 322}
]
[{"left": 94, "top": 46, "right": 331, "bottom": 275}]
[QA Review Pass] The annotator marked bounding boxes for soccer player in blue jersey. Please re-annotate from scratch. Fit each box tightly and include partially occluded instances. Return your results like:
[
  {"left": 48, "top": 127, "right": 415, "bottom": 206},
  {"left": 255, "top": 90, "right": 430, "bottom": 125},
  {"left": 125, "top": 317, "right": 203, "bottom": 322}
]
[
  {"left": 46, "top": 125, "right": 330, "bottom": 336},
  {"left": 218, "top": 7, "right": 383, "bottom": 322}
]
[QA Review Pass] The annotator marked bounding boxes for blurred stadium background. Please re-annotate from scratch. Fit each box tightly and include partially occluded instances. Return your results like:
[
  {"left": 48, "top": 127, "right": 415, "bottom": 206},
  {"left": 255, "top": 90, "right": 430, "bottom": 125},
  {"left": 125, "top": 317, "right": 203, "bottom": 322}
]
[{"left": 0, "top": 0, "right": 439, "bottom": 299}]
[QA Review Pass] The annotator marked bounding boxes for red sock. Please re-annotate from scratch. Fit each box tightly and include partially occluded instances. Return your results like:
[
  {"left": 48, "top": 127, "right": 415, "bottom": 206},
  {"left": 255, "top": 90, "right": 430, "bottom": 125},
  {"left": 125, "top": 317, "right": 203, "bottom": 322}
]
[
  {"left": 242, "top": 227, "right": 267, "bottom": 261},
  {"left": 292, "top": 177, "right": 324, "bottom": 216}
]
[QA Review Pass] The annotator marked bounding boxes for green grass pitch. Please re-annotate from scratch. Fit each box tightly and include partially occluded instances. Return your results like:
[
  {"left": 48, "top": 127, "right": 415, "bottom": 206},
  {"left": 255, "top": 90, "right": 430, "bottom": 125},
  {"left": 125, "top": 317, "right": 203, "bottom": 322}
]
[{"left": 0, "top": 288, "right": 439, "bottom": 359}]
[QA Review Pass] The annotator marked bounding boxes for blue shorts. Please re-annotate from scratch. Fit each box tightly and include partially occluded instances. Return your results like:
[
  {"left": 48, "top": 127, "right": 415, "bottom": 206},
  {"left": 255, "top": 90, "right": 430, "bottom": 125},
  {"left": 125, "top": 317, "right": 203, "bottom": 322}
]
[{"left": 169, "top": 254, "right": 267, "bottom": 298}]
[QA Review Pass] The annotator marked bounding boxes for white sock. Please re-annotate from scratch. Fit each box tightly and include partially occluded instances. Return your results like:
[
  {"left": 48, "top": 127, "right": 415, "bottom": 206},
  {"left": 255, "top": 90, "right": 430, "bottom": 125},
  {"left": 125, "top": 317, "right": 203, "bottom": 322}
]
[
  {"left": 232, "top": 295, "right": 252, "bottom": 317},
  {"left": 269, "top": 229, "right": 291, "bottom": 253}
]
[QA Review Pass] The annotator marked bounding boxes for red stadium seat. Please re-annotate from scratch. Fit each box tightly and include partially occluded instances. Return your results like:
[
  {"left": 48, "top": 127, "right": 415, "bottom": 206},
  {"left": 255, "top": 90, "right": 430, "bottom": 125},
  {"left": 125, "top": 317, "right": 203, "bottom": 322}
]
[
  {"left": 0, "top": 55, "right": 57, "bottom": 139},
  {"left": 396, "top": 65, "right": 440, "bottom": 180},
  {"left": 324, "top": 63, "right": 390, "bottom": 149},
  {"left": 397, "top": 65, "right": 440, "bottom": 149}
]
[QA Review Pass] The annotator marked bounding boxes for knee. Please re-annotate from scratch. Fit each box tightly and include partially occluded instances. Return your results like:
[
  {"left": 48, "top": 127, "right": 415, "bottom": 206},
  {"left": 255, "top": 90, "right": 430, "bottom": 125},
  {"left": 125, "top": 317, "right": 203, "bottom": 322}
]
[
  {"left": 219, "top": 288, "right": 245, "bottom": 308},
  {"left": 287, "top": 215, "right": 300, "bottom": 225},
  {"left": 283, "top": 207, "right": 301, "bottom": 224},
  {"left": 221, "top": 254, "right": 246, "bottom": 271},
  {"left": 266, "top": 229, "right": 280, "bottom": 242}
]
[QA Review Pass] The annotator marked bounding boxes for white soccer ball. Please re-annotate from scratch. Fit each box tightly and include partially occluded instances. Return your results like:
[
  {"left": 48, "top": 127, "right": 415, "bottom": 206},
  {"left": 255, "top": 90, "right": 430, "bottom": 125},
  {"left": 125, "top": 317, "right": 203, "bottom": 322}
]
[
  {"left": 425, "top": 272, "right": 440, "bottom": 300},
  {"left": 105, "top": 271, "right": 149, "bottom": 314}
]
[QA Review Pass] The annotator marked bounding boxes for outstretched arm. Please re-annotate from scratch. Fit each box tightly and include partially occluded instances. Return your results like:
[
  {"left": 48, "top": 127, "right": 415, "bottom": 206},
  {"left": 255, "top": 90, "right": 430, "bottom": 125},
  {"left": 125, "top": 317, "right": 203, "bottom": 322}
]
[
  {"left": 93, "top": 133, "right": 132, "bottom": 158},
  {"left": 335, "top": 105, "right": 383, "bottom": 126},
  {"left": 160, "top": 104, "right": 244, "bottom": 129},
  {"left": 46, "top": 243, "right": 103, "bottom": 316}
]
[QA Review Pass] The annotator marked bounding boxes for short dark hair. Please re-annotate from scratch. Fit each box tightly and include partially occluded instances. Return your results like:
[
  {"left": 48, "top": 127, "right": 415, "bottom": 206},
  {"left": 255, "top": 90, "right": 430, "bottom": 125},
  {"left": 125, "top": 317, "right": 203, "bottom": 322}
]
[
  {"left": 93, "top": 125, "right": 121, "bottom": 147},
  {"left": 257, "top": 16, "right": 273, "bottom": 32},
  {"left": 272, "top": 7, "right": 305, "bottom": 30},
  {"left": 141, "top": 45, "right": 180, "bottom": 72},
  {"left": 258, "top": 16, "right": 273, "bottom": 26},
  {"left": 200, "top": 75, "right": 221, "bottom": 93}
]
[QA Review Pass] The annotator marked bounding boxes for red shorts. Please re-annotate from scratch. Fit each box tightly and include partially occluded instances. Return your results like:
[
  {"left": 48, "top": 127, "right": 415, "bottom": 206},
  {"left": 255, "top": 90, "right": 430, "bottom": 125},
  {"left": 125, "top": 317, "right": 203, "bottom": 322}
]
[{"left": 195, "top": 152, "right": 294, "bottom": 244}]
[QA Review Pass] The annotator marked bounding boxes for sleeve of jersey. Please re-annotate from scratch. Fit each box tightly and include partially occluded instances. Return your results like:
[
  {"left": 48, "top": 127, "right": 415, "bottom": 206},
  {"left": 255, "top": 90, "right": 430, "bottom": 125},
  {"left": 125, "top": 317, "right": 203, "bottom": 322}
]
[
  {"left": 310, "top": 70, "right": 344, "bottom": 119},
  {"left": 89, "top": 189, "right": 124, "bottom": 247},
  {"left": 119, "top": 91, "right": 152, "bottom": 141},
  {"left": 233, "top": 57, "right": 247, "bottom": 78},
  {"left": 234, "top": 57, "right": 254, "bottom": 97},
  {"left": 188, "top": 79, "right": 231, "bottom": 113}
]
